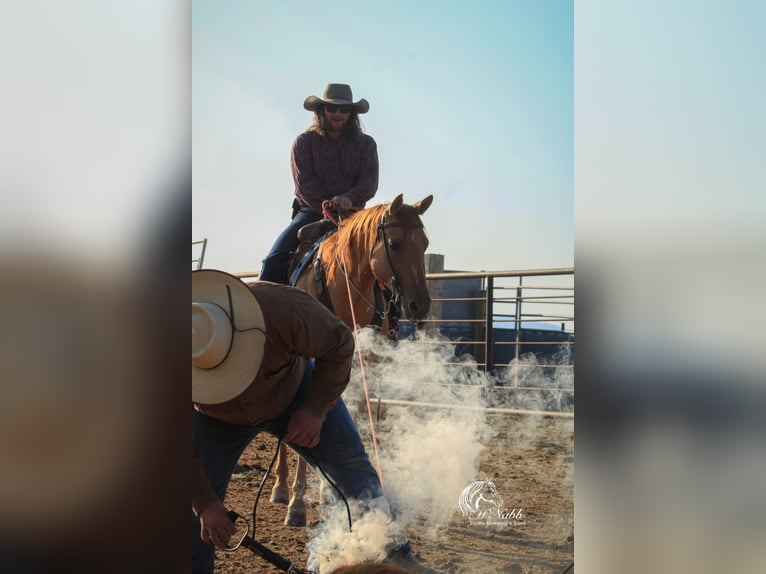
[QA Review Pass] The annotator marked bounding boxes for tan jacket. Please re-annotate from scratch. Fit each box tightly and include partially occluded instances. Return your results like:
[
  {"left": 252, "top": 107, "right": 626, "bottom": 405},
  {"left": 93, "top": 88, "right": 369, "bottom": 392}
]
[{"left": 192, "top": 282, "right": 354, "bottom": 513}]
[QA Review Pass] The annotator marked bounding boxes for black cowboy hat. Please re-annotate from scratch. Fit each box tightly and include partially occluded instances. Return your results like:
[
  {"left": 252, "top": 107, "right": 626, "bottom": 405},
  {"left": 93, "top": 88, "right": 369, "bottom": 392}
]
[{"left": 303, "top": 83, "right": 369, "bottom": 114}]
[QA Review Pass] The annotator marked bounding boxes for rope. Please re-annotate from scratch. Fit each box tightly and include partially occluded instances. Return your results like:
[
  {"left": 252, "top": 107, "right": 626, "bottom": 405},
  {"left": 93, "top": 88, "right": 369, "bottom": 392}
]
[
  {"left": 326, "top": 201, "right": 386, "bottom": 493},
  {"left": 251, "top": 435, "right": 284, "bottom": 536}
]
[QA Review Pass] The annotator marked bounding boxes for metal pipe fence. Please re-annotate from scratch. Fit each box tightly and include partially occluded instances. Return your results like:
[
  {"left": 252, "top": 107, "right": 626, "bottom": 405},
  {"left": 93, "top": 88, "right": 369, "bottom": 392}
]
[
  {"left": 407, "top": 268, "right": 574, "bottom": 367},
  {"left": 232, "top": 266, "right": 574, "bottom": 411},
  {"left": 402, "top": 267, "right": 574, "bottom": 416}
]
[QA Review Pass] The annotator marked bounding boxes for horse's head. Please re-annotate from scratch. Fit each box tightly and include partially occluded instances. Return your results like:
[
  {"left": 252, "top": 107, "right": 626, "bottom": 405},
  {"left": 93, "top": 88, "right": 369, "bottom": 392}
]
[{"left": 369, "top": 193, "right": 433, "bottom": 321}]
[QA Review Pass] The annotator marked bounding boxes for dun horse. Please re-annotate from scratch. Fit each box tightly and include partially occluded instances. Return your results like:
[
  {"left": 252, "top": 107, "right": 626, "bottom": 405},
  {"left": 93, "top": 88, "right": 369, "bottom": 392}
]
[{"left": 270, "top": 193, "right": 434, "bottom": 526}]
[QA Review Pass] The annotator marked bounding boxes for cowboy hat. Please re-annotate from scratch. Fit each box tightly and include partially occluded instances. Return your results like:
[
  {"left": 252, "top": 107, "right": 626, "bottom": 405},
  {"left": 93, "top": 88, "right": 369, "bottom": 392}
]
[
  {"left": 304, "top": 83, "right": 369, "bottom": 114},
  {"left": 192, "top": 269, "right": 266, "bottom": 404}
]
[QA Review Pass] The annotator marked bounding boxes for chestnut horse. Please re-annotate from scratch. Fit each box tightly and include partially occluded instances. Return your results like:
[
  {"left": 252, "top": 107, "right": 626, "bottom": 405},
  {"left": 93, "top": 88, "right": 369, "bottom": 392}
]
[{"left": 271, "top": 193, "right": 434, "bottom": 526}]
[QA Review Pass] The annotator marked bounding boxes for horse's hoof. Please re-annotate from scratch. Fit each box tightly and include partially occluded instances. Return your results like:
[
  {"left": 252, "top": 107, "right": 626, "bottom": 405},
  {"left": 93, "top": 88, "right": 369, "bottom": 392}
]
[
  {"left": 284, "top": 497, "right": 307, "bottom": 527},
  {"left": 284, "top": 512, "right": 307, "bottom": 527},
  {"left": 270, "top": 484, "right": 289, "bottom": 505}
]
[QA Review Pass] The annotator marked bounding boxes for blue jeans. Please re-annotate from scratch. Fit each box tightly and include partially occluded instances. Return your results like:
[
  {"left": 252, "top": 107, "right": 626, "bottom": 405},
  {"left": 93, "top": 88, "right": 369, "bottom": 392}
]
[
  {"left": 259, "top": 207, "right": 322, "bottom": 283},
  {"left": 191, "top": 364, "right": 383, "bottom": 573}
]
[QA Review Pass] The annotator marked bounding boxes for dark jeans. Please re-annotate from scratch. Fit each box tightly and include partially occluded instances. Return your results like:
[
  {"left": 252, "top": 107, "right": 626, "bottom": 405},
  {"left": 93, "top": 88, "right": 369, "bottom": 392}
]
[
  {"left": 191, "top": 365, "right": 383, "bottom": 574},
  {"left": 259, "top": 206, "right": 322, "bottom": 283}
]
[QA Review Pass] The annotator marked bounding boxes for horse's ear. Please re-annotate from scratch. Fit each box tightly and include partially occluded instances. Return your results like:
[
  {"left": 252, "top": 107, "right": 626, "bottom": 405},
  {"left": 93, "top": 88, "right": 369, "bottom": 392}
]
[
  {"left": 388, "top": 194, "right": 404, "bottom": 214},
  {"left": 413, "top": 195, "right": 433, "bottom": 215}
]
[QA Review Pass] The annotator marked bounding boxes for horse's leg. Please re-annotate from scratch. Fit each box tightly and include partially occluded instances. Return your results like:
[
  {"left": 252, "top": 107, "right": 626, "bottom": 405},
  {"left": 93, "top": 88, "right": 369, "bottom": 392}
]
[
  {"left": 270, "top": 443, "right": 290, "bottom": 505},
  {"left": 285, "top": 456, "right": 308, "bottom": 526}
]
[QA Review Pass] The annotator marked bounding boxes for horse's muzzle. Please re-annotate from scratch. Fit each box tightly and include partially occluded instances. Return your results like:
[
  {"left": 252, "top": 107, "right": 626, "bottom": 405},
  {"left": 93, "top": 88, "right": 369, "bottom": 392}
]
[{"left": 403, "top": 294, "right": 431, "bottom": 321}]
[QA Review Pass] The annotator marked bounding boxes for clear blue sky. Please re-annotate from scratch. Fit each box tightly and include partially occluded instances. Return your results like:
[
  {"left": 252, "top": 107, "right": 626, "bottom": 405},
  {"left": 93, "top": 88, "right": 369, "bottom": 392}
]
[{"left": 192, "top": 0, "right": 573, "bottom": 273}]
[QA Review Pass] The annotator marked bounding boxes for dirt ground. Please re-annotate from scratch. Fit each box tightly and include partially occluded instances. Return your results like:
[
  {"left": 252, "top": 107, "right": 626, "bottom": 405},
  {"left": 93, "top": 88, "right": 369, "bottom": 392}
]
[{"left": 214, "top": 411, "right": 573, "bottom": 574}]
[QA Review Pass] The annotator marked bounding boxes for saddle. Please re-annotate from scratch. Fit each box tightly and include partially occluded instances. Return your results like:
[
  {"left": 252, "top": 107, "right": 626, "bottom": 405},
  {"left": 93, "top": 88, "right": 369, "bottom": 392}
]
[
  {"left": 297, "top": 218, "right": 337, "bottom": 243},
  {"left": 286, "top": 222, "right": 337, "bottom": 312}
]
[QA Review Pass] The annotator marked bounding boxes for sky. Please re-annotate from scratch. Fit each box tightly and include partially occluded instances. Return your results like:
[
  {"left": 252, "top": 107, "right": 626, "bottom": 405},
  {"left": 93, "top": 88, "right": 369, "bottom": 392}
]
[{"left": 192, "top": 0, "right": 573, "bottom": 274}]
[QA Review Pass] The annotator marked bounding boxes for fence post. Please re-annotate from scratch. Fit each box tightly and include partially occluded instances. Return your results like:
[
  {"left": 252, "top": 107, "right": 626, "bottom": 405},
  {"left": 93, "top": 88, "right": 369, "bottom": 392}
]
[
  {"left": 514, "top": 280, "right": 522, "bottom": 387},
  {"left": 193, "top": 238, "right": 208, "bottom": 270},
  {"left": 198, "top": 238, "right": 208, "bottom": 269},
  {"left": 484, "top": 275, "right": 494, "bottom": 373},
  {"left": 424, "top": 253, "right": 444, "bottom": 339}
]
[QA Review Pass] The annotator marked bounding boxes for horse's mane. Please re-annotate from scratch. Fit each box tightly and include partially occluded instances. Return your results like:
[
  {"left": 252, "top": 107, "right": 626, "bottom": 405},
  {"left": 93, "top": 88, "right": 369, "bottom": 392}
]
[{"left": 322, "top": 200, "right": 425, "bottom": 285}]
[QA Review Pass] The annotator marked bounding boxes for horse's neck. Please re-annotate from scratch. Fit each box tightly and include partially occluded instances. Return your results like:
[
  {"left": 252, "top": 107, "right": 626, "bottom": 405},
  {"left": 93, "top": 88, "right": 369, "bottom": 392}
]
[{"left": 339, "top": 252, "right": 373, "bottom": 287}]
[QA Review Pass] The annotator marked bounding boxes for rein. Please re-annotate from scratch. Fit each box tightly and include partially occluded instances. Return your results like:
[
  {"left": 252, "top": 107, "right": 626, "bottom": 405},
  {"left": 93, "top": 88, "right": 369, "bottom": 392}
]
[
  {"left": 318, "top": 200, "right": 426, "bottom": 491},
  {"left": 325, "top": 201, "right": 386, "bottom": 491}
]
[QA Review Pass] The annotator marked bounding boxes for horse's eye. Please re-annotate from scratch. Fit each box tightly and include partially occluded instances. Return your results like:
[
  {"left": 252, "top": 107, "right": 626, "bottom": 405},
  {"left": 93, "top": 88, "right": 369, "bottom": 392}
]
[{"left": 389, "top": 240, "right": 401, "bottom": 251}]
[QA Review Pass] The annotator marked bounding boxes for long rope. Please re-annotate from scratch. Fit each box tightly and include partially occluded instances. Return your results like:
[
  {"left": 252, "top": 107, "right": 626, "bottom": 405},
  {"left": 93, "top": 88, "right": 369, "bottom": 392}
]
[
  {"left": 325, "top": 202, "right": 385, "bottom": 492},
  {"left": 251, "top": 436, "right": 283, "bottom": 536},
  {"left": 252, "top": 436, "right": 353, "bottom": 536}
]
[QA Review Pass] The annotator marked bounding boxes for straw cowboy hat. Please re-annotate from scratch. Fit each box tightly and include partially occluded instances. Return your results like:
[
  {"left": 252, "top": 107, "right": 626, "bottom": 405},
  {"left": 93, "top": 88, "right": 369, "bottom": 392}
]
[
  {"left": 192, "top": 269, "right": 266, "bottom": 404},
  {"left": 304, "top": 83, "right": 369, "bottom": 114}
]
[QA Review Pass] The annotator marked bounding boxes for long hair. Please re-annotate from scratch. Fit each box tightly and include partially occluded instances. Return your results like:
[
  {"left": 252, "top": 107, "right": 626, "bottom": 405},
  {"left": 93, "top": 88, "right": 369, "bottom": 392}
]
[{"left": 307, "top": 108, "right": 364, "bottom": 142}]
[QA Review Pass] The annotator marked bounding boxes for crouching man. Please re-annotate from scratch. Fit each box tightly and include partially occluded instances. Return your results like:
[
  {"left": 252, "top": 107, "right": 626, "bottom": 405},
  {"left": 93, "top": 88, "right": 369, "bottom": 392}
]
[{"left": 192, "top": 270, "right": 442, "bottom": 573}]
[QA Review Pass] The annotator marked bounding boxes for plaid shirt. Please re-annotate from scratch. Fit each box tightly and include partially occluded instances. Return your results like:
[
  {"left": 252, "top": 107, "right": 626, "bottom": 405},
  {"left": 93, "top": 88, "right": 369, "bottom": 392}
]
[{"left": 291, "top": 130, "right": 379, "bottom": 212}]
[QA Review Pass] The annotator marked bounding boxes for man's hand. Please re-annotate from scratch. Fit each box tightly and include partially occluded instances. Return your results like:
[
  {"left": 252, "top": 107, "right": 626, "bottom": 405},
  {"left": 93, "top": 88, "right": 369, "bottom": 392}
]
[
  {"left": 330, "top": 194, "right": 353, "bottom": 211},
  {"left": 198, "top": 499, "right": 237, "bottom": 549},
  {"left": 285, "top": 406, "right": 324, "bottom": 447}
]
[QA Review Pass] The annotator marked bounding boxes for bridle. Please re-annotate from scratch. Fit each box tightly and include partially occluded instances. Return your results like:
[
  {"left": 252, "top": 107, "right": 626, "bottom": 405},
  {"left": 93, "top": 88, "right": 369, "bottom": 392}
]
[{"left": 374, "top": 212, "right": 425, "bottom": 302}]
